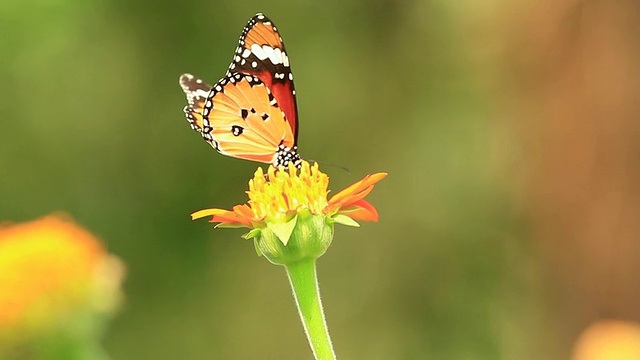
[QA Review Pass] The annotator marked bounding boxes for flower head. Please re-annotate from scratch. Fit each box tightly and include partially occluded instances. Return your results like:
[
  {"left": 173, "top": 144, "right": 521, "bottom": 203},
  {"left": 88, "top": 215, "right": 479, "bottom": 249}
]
[
  {"left": 193, "top": 161, "right": 386, "bottom": 227},
  {"left": 0, "top": 215, "right": 124, "bottom": 348},
  {"left": 192, "top": 161, "right": 386, "bottom": 264}
]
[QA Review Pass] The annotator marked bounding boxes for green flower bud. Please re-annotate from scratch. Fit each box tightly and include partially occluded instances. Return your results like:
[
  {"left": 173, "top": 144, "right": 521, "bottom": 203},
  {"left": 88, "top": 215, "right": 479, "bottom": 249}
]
[{"left": 251, "top": 209, "right": 334, "bottom": 265}]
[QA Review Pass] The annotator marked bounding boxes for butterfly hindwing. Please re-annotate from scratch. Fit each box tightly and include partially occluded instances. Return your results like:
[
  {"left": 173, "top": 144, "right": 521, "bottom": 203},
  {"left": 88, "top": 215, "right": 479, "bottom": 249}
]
[
  {"left": 226, "top": 13, "right": 299, "bottom": 142},
  {"left": 192, "top": 73, "right": 295, "bottom": 164}
]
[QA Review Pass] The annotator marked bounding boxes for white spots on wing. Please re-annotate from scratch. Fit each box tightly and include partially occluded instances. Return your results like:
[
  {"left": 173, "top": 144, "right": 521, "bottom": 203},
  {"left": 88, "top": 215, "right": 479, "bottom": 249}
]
[
  {"left": 230, "top": 63, "right": 236, "bottom": 70},
  {"left": 252, "top": 61, "right": 257, "bottom": 68},
  {"left": 215, "top": 85, "right": 222, "bottom": 91},
  {"left": 257, "top": 14, "right": 265, "bottom": 20},
  {"left": 288, "top": 73, "right": 293, "bottom": 80},
  {"left": 251, "top": 43, "right": 268, "bottom": 60},
  {"left": 180, "top": 74, "right": 201, "bottom": 93},
  {"left": 241, "top": 59, "right": 246, "bottom": 65},
  {"left": 196, "top": 89, "right": 208, "bottom": 98},
  {"left": 273, "top": 26, "right": 278, "bottom": 32},
  {"left": 292, "top": 90, "right": 296, "bottom": 95},
  {"left": 242, "top": 48, "right": 252, "bottom": 58},
  {"left": 263, "top": 46, "right": 277, "bottom": 64},
  {"left": 274, "top": 73, "right": 286, "bottom": 79},
  {"left": 251, "top": 44, "right": 286, "bottom": 66},
  {"left": 186, "top": 88, "right": 209, "bottom": 105}
]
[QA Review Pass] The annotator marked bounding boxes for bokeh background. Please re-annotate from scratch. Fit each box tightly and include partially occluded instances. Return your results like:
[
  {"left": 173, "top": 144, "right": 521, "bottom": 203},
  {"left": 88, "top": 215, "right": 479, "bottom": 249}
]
[{"left": 2, "top": 0, "right": 640, "bottom": 359}]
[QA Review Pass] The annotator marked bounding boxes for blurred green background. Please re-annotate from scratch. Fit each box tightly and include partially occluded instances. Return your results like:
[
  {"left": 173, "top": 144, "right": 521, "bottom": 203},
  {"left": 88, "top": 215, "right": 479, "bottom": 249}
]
[{"left": 2, "top": 0, "right": 640, "bottom": 359}]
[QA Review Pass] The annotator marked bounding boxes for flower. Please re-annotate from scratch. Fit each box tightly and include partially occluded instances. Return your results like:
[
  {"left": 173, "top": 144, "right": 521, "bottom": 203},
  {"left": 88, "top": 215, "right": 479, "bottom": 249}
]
[
  {"left": 573, "top": 320, "right": 640, "bottom": 360},
  {"left": 192, "top": 161, "right": 386, "bottom": 228},
  {"left": 0, "top": 215, "right": 124, "bottom": 351},
  {"left": 191, "top": 161, "right": 386, "bottom": 264}
]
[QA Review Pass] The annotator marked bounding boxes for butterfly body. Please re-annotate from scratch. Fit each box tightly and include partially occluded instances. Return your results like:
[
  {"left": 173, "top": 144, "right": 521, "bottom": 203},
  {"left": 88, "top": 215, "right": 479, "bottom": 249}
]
[{"left": 180, "top": 13, "right": 301, "bottom": 167}]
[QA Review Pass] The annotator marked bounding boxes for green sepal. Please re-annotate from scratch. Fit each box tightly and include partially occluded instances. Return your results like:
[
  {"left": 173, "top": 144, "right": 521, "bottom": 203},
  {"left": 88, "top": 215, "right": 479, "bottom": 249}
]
[
  {"left": 215, "top": 222, "right": 249, "bottom": 229},
  {"left": 331, "top": 214, "right": 360, "bottom": 227},
  {"left": 327, "top": 204, "right": 366, "bottom": 218},
  {"left": 333, "top": 205, "right": 365, "bottom": 215},
  {"left": 242, "top": 228, "right": 261, "bottom": 239},
  {"left": 266, "top": 215, "right": 298, "bottom": 245},
  {"left": 253, "top": 238, "right": 264, "bottom": 257}
]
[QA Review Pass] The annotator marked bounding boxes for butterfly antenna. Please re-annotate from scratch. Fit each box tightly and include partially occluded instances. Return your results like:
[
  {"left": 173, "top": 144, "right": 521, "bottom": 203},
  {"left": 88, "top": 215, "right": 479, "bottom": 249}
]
[{"left": 305, "top": 158, "right": 351, "bottom": 174}]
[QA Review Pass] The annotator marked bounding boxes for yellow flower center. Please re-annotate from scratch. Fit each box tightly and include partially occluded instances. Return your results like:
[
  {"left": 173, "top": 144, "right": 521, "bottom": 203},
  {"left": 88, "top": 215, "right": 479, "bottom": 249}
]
[{"left": 248, "top": 161, "right": 329, "bottom": 221}]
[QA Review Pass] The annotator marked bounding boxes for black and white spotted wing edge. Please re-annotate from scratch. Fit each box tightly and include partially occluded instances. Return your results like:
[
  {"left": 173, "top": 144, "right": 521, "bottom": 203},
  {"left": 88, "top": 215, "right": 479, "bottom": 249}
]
[
  {"left": 180, "top": 73, "right": 217, "bottom": 146},
  {"left": 179, "top": 73, "right": 211, "bottom": 107},
  {"left": 200, "top": 72, "right": 281, "bottom": 120}
]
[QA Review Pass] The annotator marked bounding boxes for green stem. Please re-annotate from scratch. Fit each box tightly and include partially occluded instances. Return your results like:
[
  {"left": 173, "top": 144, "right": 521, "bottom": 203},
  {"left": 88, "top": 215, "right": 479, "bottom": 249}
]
[{"left": 285, "top": 258, "right": 336, "bottom": 360}]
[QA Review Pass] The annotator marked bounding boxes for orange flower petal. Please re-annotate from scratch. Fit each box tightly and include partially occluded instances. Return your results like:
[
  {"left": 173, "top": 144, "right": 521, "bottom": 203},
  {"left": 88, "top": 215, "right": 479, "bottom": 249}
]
[
  {"left": 191, "top": 208, "right": 232, "bottom": 220},
  {"left": 232, "top": 204, "right": 255, "bottom": 220},
  {"left": 329, "top": 172, "right": 387, "bottom": 208},
  {"left": 191, "top": 208, "right": 252, "bottom": 227},
  {"left": 212, "top": 214, "right": 251, "bottom": 227},
  {"left": 339, "top": 199, "right": 379, "bottom": 222}
]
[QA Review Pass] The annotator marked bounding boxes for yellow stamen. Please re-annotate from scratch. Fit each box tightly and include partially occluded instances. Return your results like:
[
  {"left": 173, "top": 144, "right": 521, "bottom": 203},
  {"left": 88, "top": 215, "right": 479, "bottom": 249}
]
[{"left": 247, "top": 161, "right": 329, "bottom": 221}]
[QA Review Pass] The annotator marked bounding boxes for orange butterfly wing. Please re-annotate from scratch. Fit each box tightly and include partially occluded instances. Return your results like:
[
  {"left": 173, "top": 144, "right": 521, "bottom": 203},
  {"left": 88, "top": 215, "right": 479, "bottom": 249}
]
[
  {"left": 181, "top": 73, "right": 296, "bottom": 165},
  {"left": 227, "top": 13, "right": 299, "bottom": 142}
]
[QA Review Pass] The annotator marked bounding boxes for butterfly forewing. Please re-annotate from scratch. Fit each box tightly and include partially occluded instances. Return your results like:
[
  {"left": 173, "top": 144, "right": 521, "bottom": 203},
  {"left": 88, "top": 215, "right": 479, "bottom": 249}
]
[
  {"left": 180, "top": 74, "right": 214, "bottom": 136},
  {"left": 180, "top": 74, "right": 212, "bottom": 107},
  {"left": 227, "top": 13, "right": 299, "bottom": 142}
]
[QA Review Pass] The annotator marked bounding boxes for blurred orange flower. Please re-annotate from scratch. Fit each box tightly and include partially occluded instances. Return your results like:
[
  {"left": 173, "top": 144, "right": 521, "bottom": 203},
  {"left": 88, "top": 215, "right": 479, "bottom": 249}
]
[
  {"left": 573, "top": 320, "right": 640, "bottom": 360},
  {"left": 0, "top": 215, "right": 124, "bottom": 343}
]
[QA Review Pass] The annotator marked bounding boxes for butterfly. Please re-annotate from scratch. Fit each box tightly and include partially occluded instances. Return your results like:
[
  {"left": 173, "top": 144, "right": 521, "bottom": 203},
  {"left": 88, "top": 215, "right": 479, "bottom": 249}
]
[{"left": 179, "top": 13, "right": 301, "bottom": 168}]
